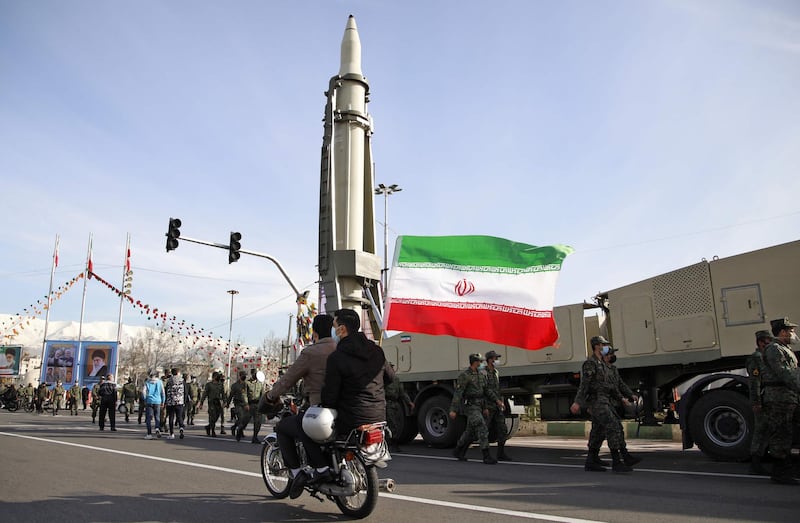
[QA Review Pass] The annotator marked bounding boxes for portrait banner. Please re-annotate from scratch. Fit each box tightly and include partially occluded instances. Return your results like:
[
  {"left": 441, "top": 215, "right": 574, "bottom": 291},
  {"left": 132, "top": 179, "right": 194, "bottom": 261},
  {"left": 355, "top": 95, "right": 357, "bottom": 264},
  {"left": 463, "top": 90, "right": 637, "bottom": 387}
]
[
  {"left": 82, "top": 342, "right": 117, "bottom": 386},
  {"left": 0, "top": 345, "right": 22, "bottom": 376},
  {"left": 42, "top": 341, "right": 79, "bottom": 386}
]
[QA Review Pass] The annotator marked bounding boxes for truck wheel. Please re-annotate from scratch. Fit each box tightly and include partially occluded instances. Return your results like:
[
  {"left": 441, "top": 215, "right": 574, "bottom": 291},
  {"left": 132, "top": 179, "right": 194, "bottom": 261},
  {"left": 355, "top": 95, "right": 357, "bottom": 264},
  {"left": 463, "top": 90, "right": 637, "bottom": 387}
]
[
  {"left": 417, "top": 395, "right": 464, "bottom": 448},
  {"left": 688, "top": 390, "right": 752, "bottom": 461}
]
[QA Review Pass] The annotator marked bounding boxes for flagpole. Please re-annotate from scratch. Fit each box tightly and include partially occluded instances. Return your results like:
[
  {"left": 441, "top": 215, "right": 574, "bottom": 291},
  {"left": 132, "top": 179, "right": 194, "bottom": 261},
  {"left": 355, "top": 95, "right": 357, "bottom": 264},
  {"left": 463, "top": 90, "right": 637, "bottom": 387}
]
[
  {"left": 77, "top": 234, "right": 93, "bottom": 367},
  {"left": 41, "top": 234, "right": 60, "bottom": 363},
  {"left": 114, "top": 233, "right": 130, "bottom": 377}
]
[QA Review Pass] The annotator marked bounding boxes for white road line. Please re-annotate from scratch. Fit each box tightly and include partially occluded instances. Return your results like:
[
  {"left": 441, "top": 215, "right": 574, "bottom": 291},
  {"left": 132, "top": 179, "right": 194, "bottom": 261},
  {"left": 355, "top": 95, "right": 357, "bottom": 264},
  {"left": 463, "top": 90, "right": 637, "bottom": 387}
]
[{"left": 1, "top": 431, "right": 605, "bottom": 522}]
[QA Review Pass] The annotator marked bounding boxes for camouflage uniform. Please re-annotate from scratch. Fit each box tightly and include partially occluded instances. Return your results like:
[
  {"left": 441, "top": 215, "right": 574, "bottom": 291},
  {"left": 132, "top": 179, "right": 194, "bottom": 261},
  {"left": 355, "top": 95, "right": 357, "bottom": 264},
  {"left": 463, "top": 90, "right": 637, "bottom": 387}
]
[
  {"left": 51, "top": 383, "right": 65, "bottom": 415},
  {"left": 760, "top": 340, "right": 799, "bottom": 460},
  {"left": 121, "top": 381, "right": 138, "bottom": 422},
  {"left": 68, "top": 384, "right": 81, "bottom": 415},
  {"left": 185, "top": 378, "right": 200, "bottom": 425},
  {"left": 200, "top": 377, "right": 224, "bottom": 437},
  {"left": 228, "top": 376, "right": 248, "bottom": 440},
  {"left": 238, "top": 374, "right": 264, "bottom": 442},
  {"left": 450, "top": 362, "right": 498, "bottom": 462},
  {"left": 385, "top": 376, "right": 412, "bottom": 450},
  {"left": 575, "top": 355, "right": 626, "bottom": 451},
  {"left": 91, "top": 382, "right": 101, "bottom": 423},
  {"left": 586, "top": 362, "right": 635, "bottom": 451},
  {"left": 484, "top": 363, "right": 509, "bottom": 458},
  {"left": 746, "top": 347, "right": 769, "bottom": 458}
]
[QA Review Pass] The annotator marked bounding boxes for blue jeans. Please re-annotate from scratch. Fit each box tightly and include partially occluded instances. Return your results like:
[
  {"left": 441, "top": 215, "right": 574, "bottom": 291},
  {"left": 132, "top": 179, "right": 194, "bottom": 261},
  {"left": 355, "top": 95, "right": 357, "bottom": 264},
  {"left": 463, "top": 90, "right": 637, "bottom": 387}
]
[{"left": 145, "top": 403, "right": 161, "bottom": 434}]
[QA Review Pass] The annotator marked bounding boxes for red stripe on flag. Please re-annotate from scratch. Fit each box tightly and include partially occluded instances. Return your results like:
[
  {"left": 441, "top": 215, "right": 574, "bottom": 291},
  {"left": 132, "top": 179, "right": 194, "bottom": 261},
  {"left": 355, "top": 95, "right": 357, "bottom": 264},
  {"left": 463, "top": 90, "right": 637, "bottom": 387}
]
[
  {"left": 125, "top": 249, "right": 131, "bottom": 272},
  {"left": 385, "top": 302, "right": 558, "bottom": 351}
]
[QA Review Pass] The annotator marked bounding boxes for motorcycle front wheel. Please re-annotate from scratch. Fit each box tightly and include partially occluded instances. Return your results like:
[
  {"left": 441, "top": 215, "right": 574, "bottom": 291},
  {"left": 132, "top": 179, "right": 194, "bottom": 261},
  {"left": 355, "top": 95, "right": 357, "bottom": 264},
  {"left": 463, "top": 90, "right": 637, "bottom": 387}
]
[
  {"left": 261, "top": 443, "right": 291, "bottom": 498},
  {"left": 334, "top": 454, "right": 379, "bottom": 519}
]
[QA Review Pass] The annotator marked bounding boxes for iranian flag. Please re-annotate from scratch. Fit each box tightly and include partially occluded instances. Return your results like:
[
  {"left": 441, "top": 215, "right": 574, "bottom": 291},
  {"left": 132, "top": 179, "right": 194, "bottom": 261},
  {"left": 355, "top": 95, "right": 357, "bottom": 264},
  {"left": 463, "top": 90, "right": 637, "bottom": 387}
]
[{"left": 383, "top": 235, "right": 573, "bottom": 350}]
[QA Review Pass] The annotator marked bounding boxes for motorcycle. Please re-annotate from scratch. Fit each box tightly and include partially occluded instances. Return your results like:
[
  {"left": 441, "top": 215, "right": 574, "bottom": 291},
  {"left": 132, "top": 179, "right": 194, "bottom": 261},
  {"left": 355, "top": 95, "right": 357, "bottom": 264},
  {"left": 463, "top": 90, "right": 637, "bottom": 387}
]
[
  {"left": 0, "top": 394, "right": 19, "bottom": 412},
  {"left": 260, "top": 398, "right": 395, "bottom": 519}
]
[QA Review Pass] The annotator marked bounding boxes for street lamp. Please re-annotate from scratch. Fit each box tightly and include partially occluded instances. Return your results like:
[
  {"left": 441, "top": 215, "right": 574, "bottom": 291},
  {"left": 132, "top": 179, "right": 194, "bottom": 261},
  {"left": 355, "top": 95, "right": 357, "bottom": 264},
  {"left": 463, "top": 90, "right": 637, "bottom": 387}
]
[
  {"left": 374, "top": 183, "right": 402, "bottom": 294},
  {"left": 226, "top": 289, "right": 239, "bottom": 381}
]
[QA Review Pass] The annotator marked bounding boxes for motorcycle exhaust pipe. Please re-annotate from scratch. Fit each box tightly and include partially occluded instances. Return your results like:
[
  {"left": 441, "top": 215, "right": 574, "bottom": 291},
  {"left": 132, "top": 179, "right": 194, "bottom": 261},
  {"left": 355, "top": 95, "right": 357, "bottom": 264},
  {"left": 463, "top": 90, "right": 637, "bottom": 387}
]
[{"left": 379, "top": 478, "right": 395, "bottom": 493}]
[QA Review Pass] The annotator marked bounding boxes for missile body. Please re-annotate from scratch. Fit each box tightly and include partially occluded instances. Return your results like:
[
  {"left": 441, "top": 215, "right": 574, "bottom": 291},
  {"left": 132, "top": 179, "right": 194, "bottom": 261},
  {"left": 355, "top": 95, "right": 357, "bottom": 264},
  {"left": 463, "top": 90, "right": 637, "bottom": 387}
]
[{"left": 318, "top": 16, "right": 381, "bottom": 321}]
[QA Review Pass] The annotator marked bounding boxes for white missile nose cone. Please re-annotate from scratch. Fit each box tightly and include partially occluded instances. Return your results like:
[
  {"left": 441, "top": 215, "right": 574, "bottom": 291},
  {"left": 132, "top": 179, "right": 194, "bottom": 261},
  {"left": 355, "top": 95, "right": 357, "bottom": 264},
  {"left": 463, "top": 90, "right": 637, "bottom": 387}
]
[{"left": 339, "top": 15, "right": 362, "bottom": 77}]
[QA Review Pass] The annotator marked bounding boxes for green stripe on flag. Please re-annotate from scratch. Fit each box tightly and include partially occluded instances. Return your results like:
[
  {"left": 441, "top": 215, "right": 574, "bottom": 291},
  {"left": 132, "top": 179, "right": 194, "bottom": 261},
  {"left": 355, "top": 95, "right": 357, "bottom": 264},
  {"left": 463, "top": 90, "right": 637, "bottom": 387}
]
[{"left": 396, "top": 235, "right": 573, "bottom": 272}]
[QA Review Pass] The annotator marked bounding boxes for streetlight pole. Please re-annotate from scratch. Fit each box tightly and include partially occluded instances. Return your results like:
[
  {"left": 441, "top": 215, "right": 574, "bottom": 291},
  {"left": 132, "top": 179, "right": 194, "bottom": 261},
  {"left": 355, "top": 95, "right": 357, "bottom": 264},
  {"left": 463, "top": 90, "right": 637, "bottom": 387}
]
[
  {"left": 226, "top": 289, "right": 239, "bottom": 381},
  {"left": 374, "top": 183, "right": 402, "bottom": 294}
]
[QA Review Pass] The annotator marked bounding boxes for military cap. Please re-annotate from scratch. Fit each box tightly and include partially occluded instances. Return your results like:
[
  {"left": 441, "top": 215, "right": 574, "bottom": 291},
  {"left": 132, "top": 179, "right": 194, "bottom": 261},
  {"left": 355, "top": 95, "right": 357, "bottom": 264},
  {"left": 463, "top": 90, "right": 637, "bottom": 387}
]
[
  {"left": 468, "top": 353, "right": 485, "bottom": 364},
  {"left": 771, "top": 317, "right": 798, "bottom": 332},
  {"left": 755, "top": 330, "right": 773, "bottom": 341},
  {"left": 485, "top": 350, "right": 502, "bottom": 360},
  {"left": 589, "top": 335, "right": 610, "bottom": 346}
]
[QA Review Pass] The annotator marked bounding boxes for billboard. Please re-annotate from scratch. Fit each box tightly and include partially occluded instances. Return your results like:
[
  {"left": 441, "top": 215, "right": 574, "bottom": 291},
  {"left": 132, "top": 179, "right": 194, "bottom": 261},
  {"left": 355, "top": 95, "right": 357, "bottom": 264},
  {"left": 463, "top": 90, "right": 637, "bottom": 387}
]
[
  {"left": 0, "top": 345, "right": 22, "bottom": 376},
  {"left": 42, "top": 341, "right": 79, "bottom": 386},
  {"left": 82, "top": 341, "right": 117, "bottom": 386}
]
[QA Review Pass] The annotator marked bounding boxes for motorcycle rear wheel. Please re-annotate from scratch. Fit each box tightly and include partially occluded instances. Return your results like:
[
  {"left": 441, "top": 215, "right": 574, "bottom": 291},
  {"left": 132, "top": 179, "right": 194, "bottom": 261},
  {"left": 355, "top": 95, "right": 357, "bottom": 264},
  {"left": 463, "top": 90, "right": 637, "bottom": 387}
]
[
  {"left": 261, "top": 443, "right": 291, "bottom": 498},
  {"left": 334, "top": 454, "right": 379, "bottom": 519}
]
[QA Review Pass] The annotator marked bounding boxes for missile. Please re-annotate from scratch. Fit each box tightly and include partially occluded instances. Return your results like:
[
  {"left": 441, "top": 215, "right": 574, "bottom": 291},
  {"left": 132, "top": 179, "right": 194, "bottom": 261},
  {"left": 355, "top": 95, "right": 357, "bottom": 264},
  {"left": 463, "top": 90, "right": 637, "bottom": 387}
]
[{"left": 318, "top": 16, "right": 382, "bottom": 327}]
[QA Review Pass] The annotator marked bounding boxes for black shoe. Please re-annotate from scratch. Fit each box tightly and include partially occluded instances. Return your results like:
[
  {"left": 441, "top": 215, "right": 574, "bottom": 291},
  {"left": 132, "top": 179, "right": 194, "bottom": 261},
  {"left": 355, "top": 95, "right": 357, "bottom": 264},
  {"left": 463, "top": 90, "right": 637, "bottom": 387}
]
[
  {"left": 111, "top": 428, "right": 117, "bottom": 432},
  {"left": 289, "top": 470, "right": 310, "bottom": 499},
  {"left": 585, "top": 459, "right": 607, "bottom": 472},
  {"left": 220, "top": 428, "right": 226, "bottom": 435},
  {"left": 621, "top": 450, "right": 642, "bottom": 467},
  {"left": 235, "top": 427, "right": 242, "bottom": 442},
  {"left": 309, "top": 468, "right": 335, "bottom": 484},
  {"left": 251, "top": 436, "right": 259, "bottom": 444},
  {"left": 205, "top": 425, "right": 211, "bottom": 437}
]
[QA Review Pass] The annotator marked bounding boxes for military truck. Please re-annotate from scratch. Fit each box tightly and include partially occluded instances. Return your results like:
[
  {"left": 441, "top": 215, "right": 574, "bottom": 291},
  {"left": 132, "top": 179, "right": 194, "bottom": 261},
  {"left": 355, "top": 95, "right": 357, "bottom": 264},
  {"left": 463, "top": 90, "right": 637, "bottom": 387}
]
[{"left": 381, "top": 239, "right": 800, "bottom": 461}]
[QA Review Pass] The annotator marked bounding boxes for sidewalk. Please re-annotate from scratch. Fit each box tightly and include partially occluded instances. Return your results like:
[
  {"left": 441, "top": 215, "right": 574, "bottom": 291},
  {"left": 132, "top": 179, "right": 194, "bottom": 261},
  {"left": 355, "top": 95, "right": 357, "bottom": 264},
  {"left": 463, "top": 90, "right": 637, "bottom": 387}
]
[{"left": 516, "top": 419, "right": 682, "bottom": 442}]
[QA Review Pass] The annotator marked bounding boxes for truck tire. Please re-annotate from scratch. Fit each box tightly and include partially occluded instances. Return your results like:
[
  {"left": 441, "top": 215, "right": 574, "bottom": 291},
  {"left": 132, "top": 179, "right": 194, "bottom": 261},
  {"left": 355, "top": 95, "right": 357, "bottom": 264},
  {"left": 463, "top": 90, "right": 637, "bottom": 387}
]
[
  {"left": 688, "top": 390, "right": 752, "bottom": 461},
  {"left": 417, "top": 395, "right": 464, "bottom": 448}
]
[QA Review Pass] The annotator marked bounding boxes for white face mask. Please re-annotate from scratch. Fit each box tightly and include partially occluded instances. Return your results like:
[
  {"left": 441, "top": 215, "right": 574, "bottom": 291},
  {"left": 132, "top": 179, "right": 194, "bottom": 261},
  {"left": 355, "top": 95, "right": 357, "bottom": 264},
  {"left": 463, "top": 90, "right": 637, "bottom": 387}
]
[
  {"left": 331, "top": 326, "right": 341, "bottom": 344},
  {"left": 789, "top": 332, "right": 799, "bottom": 345}
]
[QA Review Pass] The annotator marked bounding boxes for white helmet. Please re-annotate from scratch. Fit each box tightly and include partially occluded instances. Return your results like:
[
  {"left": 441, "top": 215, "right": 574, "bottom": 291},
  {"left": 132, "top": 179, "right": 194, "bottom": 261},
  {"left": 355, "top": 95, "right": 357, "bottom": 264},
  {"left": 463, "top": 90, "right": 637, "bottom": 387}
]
[{"left": 302, "top": 406, "right": 338, "bottom": 443}]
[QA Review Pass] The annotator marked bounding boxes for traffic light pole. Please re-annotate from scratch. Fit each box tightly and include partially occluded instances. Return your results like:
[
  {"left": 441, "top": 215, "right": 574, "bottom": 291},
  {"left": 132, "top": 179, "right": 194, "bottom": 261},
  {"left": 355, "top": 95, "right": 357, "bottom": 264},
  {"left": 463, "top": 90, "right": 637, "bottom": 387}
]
[{"left": 175, "top": 236, "right": 305, "bottom": 299}]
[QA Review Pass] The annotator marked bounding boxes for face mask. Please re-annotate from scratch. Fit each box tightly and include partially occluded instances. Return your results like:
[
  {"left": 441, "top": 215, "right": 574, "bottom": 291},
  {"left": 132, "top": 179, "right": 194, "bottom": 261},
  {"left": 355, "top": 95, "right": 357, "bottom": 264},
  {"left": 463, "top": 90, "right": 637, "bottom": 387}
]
[
  {"left": 789, "top": 332, "right": 799, "bottom": 345},
  {"left": 331, "top": 326, "right": 340, "bottom": 344},
  {"left": 600, "top": 346, "right": 611, "bottom": 356},
  {"left": 478, "top": 362, "right": 486, "bottom": 371}
]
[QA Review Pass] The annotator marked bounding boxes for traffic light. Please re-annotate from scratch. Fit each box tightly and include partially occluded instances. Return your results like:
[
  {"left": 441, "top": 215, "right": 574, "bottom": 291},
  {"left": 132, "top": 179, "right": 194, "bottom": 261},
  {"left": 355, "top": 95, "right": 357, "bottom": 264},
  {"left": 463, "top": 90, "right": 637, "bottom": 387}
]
[
  {"left": 228, "top": 231, "right": 242, "bottom": 263},
  {"left": 166, "top": 218, "right": 181, "bottom": 252}
]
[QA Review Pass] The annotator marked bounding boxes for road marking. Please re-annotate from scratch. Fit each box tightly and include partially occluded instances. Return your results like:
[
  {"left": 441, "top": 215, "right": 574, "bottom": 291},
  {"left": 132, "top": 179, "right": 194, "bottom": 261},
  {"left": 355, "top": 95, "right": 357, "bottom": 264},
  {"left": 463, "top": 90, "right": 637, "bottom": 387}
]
[{"left": 1, "top": 431, "right": 605, "bottom": 522}]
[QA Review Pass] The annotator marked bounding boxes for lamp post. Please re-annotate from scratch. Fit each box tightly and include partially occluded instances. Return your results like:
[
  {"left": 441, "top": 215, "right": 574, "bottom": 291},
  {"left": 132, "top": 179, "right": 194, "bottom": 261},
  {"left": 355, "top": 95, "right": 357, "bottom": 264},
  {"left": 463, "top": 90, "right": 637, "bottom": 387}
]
[
  {"left": 374, "top": 183, "right": 402, "bottom": 294},
  {"left": 226, "top": 289, "right": 239, "bottom": 381}
]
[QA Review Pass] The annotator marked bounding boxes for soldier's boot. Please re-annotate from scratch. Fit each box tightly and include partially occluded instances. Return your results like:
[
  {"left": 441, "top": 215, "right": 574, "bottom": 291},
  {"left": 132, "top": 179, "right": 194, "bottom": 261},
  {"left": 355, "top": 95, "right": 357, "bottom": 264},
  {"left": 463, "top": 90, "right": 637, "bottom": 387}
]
[
  {"left": 770, "top": 458, "right": 799, "bottom": 485},
  {"left": 205, "top": 424, "right": 211, "bottom": 437},
  {"left": 452, "top": 441, "right": 470, "bottom": 461},
  {"left": 585, "top": 449, "right": 607, "bottom": 472},
  {"left": 496, "top": 444, "right": 513, "bottom": 462},
  {"left": 219, "top": 425, "right": 226, "bottom": 435},
  {"left": 252, "top": 428, "right": 260, "bottom": 444},
  {"left": 620, "top": 447, "right": 642, "bottom": 467},
  {"left": 588, "top": 447, "right": 610, "bottom": 467},
  {"left": 92, "top": 415, "right": 96, "bottom": 424},
  {"left": 482, "top": 448, "right": 497, "bottom": 465},
  {"left": 611, "top": 449, "right": 633, "bottom": 473},
  {"left": 749, "top": 454, "right": 769, "bottom": 476},
  {"left": 211, "top": 426, "right": 217, "bottom": 438}
]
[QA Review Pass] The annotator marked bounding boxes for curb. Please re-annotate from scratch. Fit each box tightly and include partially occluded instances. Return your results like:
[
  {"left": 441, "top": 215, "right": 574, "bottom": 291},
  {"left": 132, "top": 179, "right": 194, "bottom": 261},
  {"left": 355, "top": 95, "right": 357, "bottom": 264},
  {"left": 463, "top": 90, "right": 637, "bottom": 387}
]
[{"left": 517, "top": 420, "right": 682, "bottom": 442}]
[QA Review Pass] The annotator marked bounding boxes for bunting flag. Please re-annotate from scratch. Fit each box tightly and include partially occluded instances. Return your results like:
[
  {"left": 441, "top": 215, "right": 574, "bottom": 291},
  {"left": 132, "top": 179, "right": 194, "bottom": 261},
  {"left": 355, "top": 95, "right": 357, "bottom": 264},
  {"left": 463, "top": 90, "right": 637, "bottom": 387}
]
[
  {"left": 383, "top": 235, "right": 573, "bottom": 351},
  {"left": 125, "top": 247, "right": 131, "bottom": 272}
]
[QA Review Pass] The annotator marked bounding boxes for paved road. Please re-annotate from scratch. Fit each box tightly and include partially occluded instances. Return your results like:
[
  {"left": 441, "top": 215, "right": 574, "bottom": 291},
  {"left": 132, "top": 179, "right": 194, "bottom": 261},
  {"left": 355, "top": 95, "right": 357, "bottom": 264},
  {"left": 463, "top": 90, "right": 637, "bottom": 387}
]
[{"left": 0, "top": 410, "right": 793, "bottom": 522}]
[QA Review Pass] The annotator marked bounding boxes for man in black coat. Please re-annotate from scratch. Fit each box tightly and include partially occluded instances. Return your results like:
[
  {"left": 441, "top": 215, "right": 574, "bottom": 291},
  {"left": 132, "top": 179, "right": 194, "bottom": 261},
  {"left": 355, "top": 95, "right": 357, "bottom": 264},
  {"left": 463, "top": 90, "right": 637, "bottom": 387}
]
[{"left": 97, "top": 374, "right": 118, "bottom": 431}]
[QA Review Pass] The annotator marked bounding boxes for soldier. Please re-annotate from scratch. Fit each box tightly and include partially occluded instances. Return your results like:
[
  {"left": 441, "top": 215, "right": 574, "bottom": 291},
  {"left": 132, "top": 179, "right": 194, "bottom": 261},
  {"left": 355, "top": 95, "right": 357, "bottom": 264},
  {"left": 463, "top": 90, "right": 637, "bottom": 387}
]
[
  {"left": 185, "top": 376, "right": 200, "bottom": 426},
  {"left": 35, "top": 382, "right": 48, "bottom": 413},
  {"left": 199, "top": 372, "right": 224, "bottom": 437},
  {"left": 24, "top": 383, "right": 35, "bottom": 411},
  {"left": 449, "top": 353, "right": 499, "bottom": 465},
  {"left": 484, "top": 350, "right": 512, "bottom": 461},
  {"left": 229, "top": 371, "right": 248, "bottom": 442},
  {"left": 81, "top": 385, "right": 89, "bottom": 410},
  {"left": 760, "top": 317, "right": 800, "bottom": 485},
  {"left": 584, "top": 345, "right": 642, "bottom": 472},
  {"left": 747, "top": 330, "right": 773, "bottom": 475},
  {"left": 385, "top": 363, "right": 414, "bottom": 453},
  {"left": 218, "top": 376, "right": 228, "bottom": 435},
  {"left": 68, "top": 381, "right": 81, "bottom": 416},
  {"left": 90, "top": 377, "right": 103, "bottom": 423},
  {"left": 51, "top": 380, "right": 65, "bottom": 416},
  {"left": 570, "top": 336, "right": 637, "bottom": 473},
  {"left": 239, "top": 368, "right": 265, "bottom": 443},
  {"left": 121, "top": 377, "right": 138, "bottom": 423}
]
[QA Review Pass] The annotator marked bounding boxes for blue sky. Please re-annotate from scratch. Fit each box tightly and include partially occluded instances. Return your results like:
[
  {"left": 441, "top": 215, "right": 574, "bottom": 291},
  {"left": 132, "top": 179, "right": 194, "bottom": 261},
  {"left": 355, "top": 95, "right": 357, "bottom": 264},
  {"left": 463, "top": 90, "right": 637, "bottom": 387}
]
[{"left": 1, "top": 1, "right": 798, "bottom": 349}]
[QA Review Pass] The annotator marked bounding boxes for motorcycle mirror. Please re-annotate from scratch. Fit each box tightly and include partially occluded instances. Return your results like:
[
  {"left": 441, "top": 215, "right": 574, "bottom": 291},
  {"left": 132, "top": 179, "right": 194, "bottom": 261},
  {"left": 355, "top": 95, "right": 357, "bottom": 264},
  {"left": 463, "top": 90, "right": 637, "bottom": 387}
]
[{"left": 256, "top": 370, "right": 266, "bottom": 383}]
